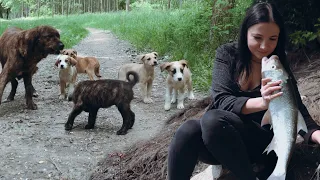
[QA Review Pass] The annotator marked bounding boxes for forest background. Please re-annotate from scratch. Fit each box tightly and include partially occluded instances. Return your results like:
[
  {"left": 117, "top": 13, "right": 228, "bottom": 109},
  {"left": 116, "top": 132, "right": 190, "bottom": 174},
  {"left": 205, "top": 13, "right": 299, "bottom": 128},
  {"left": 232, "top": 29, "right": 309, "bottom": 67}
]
[{"left": 0, "top": 0, "right": 319, "bottom": 92}]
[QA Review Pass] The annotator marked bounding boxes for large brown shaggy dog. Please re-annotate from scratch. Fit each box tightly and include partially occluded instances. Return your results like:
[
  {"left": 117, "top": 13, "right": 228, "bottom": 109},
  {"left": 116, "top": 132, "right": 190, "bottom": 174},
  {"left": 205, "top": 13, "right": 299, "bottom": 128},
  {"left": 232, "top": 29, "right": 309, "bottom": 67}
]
[
  {"left": 65, "top": 71, "right": 139, "bottom": 135},
  {"left": 0, "top": 25, "right": 64, "bottom": 110}
]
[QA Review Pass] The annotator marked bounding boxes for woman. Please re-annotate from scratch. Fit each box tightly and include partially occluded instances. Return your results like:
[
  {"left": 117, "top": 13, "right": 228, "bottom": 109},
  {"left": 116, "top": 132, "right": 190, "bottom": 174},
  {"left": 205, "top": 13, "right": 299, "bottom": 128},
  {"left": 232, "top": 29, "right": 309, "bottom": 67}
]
[{"left": 167, "top": 2, "right": 320, "bottom": 180}]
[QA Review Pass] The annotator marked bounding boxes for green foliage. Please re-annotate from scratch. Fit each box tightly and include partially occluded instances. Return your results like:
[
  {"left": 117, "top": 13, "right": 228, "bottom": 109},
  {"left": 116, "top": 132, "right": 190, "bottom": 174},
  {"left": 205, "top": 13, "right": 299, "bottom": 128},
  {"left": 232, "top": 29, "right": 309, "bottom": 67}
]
[
  {"left": 260, "top": 0, "right": 320, "bottom": 50},
  {"left": 131, "top": 1, "right": 158, "bottom": 11},
  {"left": 289, "top": 18, "right": 320, "bottom": 48},
  {"left": 0, "top": 16, "right": 88, "bottom": 48},
  {"left": 0, "top": 0, "right": 21, "bottom": 12},
  {"left": 267, "top": 0, "right": 320, "bottom": 32}
]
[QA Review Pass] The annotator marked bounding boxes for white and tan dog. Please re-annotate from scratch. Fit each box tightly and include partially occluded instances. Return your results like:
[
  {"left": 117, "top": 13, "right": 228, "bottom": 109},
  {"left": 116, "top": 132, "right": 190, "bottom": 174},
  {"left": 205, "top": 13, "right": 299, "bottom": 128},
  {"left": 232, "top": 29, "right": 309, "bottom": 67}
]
[
  {"left": 55, "top": 54, "right": 77, "bottom": 100},
  {"left": 118, "top": 52, "right": 158, "bottom": 103},
  {"left": 160, "top": 60, "right": 195, "bottom": 110},
  {"left": 61, "top": 49, "right": 101, "bottom": 80}
]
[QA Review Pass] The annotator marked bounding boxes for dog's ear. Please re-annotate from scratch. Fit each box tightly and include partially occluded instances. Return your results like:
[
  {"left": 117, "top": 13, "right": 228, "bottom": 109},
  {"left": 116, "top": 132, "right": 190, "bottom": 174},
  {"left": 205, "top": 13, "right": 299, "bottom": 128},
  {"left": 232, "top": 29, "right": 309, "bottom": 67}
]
[
  {"left": 160, "top": 62, "right": 171, "bottom": 72},
  {"left": 139, "top": 55, "right": 146, "bottom": 63},
  {"left": 55, "top": 55, "right": 61, "bottom": 67},
  {"left": 61, "top": 49, "right": 66, "bottom": 54},
  {"left": 69, "top": 57, "right": 77, "bottom": 66},
  {"left": 179, "top": 59, "right": 188, "bottom": 68},
  {"left": 18, "top": 28, "right": 39, "bottom": 57},
  {"left": 55, "top": 59, "right": 60, "bottom": 67},
  {"left": 72, "top": 50, "right": 77, "bottom": 56},
  {"left": 152, "top": 52, "right": 158, "bottom": 57}
]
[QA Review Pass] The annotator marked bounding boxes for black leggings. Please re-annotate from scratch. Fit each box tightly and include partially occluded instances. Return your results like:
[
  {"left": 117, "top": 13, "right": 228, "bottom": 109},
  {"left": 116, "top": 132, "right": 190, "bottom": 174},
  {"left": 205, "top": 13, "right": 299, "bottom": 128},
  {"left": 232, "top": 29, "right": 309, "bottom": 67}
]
[{"left": 167, "top": 109, "right": 277, "bottom": 180}]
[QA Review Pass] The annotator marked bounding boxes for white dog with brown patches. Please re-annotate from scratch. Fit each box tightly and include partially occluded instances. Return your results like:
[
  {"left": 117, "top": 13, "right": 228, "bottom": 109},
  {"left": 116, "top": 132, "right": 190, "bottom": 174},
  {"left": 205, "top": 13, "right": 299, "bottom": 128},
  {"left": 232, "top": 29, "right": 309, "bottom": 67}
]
[
  {"left": 160, "top": 60, "right": 195, "bottom": 110},
  {"left": 118, "top": 52, "right": 158, "bottom": 103},
  {"left": 61, "top": 49, "right": 102, "bottom": 80},
  {"left": 55, "top": 54, "right": 77, "bottom": 100}
]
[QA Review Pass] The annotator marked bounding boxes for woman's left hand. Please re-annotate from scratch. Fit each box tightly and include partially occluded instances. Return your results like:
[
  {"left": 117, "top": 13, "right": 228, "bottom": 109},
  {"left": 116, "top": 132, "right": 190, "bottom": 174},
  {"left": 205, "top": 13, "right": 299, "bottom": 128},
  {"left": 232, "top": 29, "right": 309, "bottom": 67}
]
[{"left": 311, "top": 130, "right": 320, "bottom": 144}]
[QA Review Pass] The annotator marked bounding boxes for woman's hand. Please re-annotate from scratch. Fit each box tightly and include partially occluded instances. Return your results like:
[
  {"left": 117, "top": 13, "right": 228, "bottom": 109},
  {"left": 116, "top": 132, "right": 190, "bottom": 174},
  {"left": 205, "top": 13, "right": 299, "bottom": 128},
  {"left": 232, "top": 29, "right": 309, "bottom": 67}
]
[
  {"left": 260, "top": 78, "right": 283, "bottom": 109},
  {"left": 311, "top": 130, "right": 320, "bottom": 144}
]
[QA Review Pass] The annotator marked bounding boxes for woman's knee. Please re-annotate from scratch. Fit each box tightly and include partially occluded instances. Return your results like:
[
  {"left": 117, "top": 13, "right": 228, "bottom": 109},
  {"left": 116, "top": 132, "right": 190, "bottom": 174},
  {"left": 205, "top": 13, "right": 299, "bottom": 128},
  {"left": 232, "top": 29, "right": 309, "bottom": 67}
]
[
  {"left": 200, "top": 109, "right": 244, "bottom": 142},
  {"left": 174, "top": 119, "right": 201, "bottom": 140},
  {"left": 200, "top": 109, "right": 243, "bottom": 131}
]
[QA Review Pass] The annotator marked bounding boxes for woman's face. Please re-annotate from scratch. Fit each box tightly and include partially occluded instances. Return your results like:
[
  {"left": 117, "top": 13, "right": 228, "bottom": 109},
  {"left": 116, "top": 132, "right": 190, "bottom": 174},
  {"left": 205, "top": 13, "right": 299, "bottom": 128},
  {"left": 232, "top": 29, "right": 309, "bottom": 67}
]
[{"left": 247, "top": 22, "right": 280, "bottom": 63}]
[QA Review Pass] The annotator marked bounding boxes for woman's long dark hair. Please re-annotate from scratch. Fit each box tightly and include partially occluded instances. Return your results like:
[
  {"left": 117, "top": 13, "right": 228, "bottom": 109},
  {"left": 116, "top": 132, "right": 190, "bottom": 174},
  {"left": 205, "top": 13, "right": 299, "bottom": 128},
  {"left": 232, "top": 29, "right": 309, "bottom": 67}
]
[{"left": 236, "top": 2, "right": 291, "bottom": 81}]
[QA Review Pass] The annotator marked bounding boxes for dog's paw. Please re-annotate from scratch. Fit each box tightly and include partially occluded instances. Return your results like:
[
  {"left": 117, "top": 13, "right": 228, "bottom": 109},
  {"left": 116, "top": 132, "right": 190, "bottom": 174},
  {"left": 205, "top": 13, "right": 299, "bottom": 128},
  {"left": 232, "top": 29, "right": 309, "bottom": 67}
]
[
  {"left": 171, "top": 98, "right": 176, "bottom": 104},
  {"left": 85, "top": 124, "right": 94, "bottom": 129},
  {"left": 164, "top": 103, "right": 171, "bottom": 111},
  {"left": 67, "top": 94, "right": 73, "bottom": 101},
  {"left": 65, "top": 123, "right": 73, "bottom": 130},
  {"left": 27, "top": 102, "right": 38, "bottom": 110},
  {"left": 188, "top": 94, "right": 196, "bottom": 100},
  {"left": 143, "top": 98, "right": 153, "bottom": 104},
  {"left": 59, "top": 95, "right": 65, "bottom": 100},
  {"left": 116, "top": 130, "right": 128, "bottom": 135},
  {"left": 177, "top": 103, "right": 184, "bottom": 109},
  {"left": 188, "top": 91, "right": 196, "bottom": 100},
  {"left": 32, "top": 91, "right": 39, "bottom": 98},
  {"left": 6, "top": 94, "right": 15, "bottom": 101}
]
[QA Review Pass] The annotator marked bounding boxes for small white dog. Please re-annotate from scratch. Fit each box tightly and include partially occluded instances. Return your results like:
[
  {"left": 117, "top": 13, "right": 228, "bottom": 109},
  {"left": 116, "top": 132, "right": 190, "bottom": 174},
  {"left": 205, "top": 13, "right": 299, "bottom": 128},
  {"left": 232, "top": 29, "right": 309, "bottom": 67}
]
[
  {"left": 55, "top": 54, "right": 78, "bottom": 100},
  {"left": 160, "top": 60, "right": 195, "bottom": 110},
  {"left": 118, "top": 52, "right": 158, "bottom": 103}
]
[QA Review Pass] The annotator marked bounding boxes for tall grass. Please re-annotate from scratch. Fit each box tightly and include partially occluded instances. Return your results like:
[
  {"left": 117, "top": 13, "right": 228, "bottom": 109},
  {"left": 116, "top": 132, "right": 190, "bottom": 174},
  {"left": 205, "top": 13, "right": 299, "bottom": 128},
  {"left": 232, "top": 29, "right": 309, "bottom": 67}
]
[{"left": 0, "top": 2, "right": 249, "bottom": 92}]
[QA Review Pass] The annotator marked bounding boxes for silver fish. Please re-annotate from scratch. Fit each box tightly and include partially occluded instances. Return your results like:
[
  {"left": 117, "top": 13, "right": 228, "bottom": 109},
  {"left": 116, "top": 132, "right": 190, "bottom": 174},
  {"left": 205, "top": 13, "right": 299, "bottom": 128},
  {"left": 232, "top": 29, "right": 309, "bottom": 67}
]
[{"left": 261, "top": 55, "right": 308, "bottom": 180}]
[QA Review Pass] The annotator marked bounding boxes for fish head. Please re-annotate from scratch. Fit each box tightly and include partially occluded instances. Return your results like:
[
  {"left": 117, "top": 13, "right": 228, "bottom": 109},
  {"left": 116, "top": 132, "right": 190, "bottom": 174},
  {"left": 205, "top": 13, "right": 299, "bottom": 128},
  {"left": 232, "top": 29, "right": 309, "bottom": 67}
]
[
  {"left": 261, "top": 55, "right": 289, "bottom": 81},
  {"left": 261, "top": 55, "right": 283, "bottom": 72}
]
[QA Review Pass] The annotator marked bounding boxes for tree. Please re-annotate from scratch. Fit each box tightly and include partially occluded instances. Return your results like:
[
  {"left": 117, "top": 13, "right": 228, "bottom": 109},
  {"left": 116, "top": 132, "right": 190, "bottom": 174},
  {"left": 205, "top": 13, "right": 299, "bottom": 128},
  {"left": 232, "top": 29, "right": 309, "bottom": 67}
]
[{"left": 126, "top": 0, "right": 130, "bottom": 11}]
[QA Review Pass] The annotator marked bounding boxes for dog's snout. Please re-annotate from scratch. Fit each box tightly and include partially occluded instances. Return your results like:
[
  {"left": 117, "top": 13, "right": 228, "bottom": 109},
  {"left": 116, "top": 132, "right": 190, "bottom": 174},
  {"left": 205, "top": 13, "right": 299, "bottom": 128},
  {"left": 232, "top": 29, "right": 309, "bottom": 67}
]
[
  {"left": 58, "top": 42, "right": 64, "bottom": 50},
  {"left": 60, "top": 64, "right": 64, "bottom": 69},
  {"left": 154, "top": 61, "right": 158, "bottom": 65},
  {"left": 178, "top": 77, "right": 182, "bottom": 81}
]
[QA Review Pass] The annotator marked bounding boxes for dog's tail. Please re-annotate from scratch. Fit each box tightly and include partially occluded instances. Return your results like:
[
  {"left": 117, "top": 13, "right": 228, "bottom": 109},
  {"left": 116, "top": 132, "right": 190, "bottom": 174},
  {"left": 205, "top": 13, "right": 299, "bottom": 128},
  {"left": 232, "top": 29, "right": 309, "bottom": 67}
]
[
  {"left": 94, "top": 64, "right": 102, "bottom": 79},
  {"left": 126, "top": 71, "right": 139, "bottom": 87}
]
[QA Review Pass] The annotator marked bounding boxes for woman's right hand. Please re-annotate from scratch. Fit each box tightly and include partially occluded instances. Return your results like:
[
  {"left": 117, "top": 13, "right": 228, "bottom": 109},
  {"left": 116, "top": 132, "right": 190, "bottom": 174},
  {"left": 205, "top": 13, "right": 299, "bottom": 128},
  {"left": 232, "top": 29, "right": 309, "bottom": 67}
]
[{"left": 260, "top": 78, "right": 283, "bottom": 109}]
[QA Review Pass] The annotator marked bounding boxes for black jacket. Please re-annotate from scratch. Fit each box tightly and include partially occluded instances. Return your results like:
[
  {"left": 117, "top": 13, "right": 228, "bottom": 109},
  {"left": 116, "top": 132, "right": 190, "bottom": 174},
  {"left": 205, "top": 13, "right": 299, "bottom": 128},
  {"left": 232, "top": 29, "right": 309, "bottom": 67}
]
[{"left": 210, "top": 42, "right": 320, "bottom": 144}]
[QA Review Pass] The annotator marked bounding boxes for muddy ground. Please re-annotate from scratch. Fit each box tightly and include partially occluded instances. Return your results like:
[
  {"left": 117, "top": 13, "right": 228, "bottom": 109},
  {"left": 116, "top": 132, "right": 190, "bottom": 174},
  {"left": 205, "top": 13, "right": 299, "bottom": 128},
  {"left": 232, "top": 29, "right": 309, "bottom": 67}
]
[{"left": 0, "top": 28, "right": 206, "bottom": 180}]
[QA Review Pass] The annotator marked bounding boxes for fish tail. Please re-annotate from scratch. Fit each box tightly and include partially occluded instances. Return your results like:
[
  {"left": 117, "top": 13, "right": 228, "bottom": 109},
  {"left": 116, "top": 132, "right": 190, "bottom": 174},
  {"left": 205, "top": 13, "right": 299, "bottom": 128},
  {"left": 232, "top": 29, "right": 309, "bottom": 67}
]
[
  {"left": 267, "top": 173, "right": 286, "bottom": 180},
  {"left": 264, "top": 137, "right": 276, "bottom": 154},
  {"left": 267, "top": 161, "right": 287, "bottom": 180}
]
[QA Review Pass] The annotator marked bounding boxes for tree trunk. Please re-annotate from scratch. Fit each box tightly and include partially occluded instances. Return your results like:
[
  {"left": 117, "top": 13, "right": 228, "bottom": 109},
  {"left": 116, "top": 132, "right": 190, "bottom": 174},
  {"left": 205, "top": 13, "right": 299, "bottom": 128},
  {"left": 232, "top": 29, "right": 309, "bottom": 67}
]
[
  {"left": 37, "top": 0, "right": 40, "bottom": 17},
  {"left": 52, "top": 0, "right": 54, "bottom": 17},
  {"left": 0, "top": 4, "right": 3, "bottom": 19},
  {"left": 62, "top": 0, "right": 64, "bottom": 15},
  {"left": 83, "top": 0, "right": 85, "bottom": 13},
  {"left": 67, "top": 0, "right": 69, "bottom": 17},
  {"left": 126, "top": 0, "right": 130, "bottom": 11},
  {"left": 91, "top": 0, "right": 92, "bottom": 12},
  {"left": 100, "top": 0, "right": 103, "bottom": 12},
  {"left": 167, "top": 0, "right": 171, "bottom": 9},
  {"left": 21, "top": 2, "right": 24, "bottom": 17},
  {"left": 6, "top": 8, "right": 9, "bottom": 19},
  {"left": 116, "top": 0, "right": 119, "bottom": 11}
]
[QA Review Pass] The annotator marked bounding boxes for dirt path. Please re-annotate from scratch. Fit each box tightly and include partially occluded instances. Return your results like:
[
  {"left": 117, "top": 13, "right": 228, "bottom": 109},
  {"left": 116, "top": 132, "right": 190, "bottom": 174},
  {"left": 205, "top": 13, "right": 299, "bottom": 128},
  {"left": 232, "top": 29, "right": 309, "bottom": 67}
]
[{"left": 0, "top": 28, "right": 206, "bottom": 180}]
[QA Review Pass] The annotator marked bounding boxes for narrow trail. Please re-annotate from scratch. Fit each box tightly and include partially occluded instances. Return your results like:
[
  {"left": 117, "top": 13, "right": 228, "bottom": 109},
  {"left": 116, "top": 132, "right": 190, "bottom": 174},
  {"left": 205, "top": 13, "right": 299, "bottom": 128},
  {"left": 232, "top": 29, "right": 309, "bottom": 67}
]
[{"left": 0, "top": 28, "right": 205, "bottom": 180}]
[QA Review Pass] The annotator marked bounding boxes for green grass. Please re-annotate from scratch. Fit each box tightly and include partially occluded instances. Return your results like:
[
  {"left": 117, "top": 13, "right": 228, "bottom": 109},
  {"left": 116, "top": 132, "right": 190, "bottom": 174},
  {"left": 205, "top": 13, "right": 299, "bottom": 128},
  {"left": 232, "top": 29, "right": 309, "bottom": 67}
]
[
  {"left": 0, "top": 17, "right": 88, "bottom": 49},
  {"left": 0, "top": 7, "right": 225, "bottom": 93}
]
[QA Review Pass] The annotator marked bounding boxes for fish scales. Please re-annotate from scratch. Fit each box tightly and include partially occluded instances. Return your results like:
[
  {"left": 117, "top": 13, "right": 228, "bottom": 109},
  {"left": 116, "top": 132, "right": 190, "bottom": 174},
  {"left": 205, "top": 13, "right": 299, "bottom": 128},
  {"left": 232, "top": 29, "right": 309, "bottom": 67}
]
[{"left": 261, "top": 55, "right": 307, "bottom": 180}]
